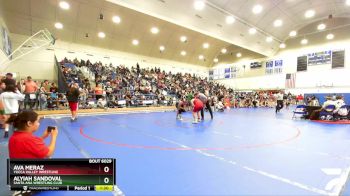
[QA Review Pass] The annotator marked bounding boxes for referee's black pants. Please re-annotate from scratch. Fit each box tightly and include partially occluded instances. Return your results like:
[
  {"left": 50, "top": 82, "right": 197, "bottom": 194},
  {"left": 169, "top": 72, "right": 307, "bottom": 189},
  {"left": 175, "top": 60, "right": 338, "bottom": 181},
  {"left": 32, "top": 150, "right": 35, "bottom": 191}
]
[
  {"left": 201, "top": 102, "right": 213, "bottom": 119},
  {"left": 276, "top": 100, "right": 284, "bottom": 112}
]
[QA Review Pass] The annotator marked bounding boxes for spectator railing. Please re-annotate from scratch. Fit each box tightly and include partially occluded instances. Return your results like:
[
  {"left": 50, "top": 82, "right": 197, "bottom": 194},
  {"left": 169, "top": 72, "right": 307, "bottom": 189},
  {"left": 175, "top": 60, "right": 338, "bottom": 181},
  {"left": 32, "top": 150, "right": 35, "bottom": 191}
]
[{"left": 22, "top": 92, "right": 176, "bottom": 111}]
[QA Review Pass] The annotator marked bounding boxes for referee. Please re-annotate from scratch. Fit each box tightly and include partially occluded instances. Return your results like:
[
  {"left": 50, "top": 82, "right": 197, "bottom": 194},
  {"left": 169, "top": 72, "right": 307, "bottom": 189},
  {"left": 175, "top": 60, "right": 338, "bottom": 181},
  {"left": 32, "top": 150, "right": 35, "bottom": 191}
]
[{"left": 195, "top": 92, "right": 213, "bottom": 120}]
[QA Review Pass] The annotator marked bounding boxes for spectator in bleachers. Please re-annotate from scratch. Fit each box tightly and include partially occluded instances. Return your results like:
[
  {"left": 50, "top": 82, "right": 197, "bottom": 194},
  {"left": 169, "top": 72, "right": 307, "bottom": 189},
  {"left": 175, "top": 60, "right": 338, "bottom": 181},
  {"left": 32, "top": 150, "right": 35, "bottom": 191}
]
[
  {"left": 42, "top": 80, "right": 51, "bottom": 93},
  {"left": 94, "top": 83, "right": 104, "bottom": 101},
  {"left": 39, "top": 84, "right": 48, "bottom": 110}
]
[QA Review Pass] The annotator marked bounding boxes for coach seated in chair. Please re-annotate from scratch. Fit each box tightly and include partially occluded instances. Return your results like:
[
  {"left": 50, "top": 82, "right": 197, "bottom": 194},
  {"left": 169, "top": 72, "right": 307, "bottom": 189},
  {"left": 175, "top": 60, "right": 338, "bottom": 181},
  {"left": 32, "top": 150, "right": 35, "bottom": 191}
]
[
  {"left": 333, "top": 96, "right": 347, "bottom": 120},
  {"left": 309, "top": 96, "right": 334, "bottom": 120},
  {"left": 333, "top": 96, "right": 345, "bottom": 113}
]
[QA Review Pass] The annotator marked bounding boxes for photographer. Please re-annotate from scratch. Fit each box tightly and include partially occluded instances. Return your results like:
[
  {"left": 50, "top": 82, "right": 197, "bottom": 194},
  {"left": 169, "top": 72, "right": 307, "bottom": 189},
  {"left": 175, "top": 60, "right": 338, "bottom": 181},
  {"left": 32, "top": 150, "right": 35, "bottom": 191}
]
[{"left": 8, "top": 110, "right": 58, "bottom": 158}]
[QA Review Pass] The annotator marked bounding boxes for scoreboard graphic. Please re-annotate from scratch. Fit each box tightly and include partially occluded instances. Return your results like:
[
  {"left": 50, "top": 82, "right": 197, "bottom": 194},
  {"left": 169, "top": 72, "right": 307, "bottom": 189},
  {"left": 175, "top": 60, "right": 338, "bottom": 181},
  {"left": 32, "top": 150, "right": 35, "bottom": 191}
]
[{"left": 7, "top": 158, "right": 116, "bottom": 191}]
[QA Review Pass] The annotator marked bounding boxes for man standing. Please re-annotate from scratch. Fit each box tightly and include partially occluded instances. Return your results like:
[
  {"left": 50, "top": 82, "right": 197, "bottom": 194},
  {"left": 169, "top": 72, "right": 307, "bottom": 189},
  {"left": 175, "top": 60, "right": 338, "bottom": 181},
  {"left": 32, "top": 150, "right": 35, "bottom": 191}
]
[
  {"left": 195, "top": 92, "right": 213, "bottom": 120},
  {"left": 24, "top": 76, "right": 38, "bottom": 109},
  {"left": 275, "top": 91, "right": 284, "bottom": 113},
  {"left": 2, "top": 73, "right": 16, "bottom": 87}
]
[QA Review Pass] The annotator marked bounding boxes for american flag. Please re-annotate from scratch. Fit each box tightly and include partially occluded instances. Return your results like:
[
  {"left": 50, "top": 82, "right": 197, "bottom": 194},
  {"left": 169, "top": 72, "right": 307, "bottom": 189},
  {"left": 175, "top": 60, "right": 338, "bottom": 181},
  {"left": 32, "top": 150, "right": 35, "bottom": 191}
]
[{"left": 285, "top": 73, "right": 296, "bottom": 88}]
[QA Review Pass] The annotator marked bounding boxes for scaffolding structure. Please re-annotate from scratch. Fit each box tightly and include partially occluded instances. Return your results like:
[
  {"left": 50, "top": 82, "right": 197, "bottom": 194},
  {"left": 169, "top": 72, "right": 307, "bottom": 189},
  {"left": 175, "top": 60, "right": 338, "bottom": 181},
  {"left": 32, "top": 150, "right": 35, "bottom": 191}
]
[{"left": 1, "top": 28, "right": 55, "bottom": 71}]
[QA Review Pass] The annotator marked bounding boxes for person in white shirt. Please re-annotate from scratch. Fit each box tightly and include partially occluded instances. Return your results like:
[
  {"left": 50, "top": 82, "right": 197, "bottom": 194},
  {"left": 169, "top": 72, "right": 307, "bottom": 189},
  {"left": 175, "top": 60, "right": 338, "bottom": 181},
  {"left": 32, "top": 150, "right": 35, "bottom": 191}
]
[
  {"left": 333, "top": 96, "right": 345, "bottom": 113},
  {"left": 322, "top": 96, "right": 335, "bottom": 110},
  {"left": 216, "top": 101, "right": 224, "bottom": 112},
  {"left": 0, "top": 84, "right": 25, "bottom": 138}
]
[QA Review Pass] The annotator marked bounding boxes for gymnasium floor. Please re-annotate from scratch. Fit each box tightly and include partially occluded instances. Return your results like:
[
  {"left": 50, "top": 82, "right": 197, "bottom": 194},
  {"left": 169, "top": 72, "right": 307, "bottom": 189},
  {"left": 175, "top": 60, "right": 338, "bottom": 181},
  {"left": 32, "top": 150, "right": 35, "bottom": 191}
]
[{"left": 1, "top": 107, "right": 350, "bottom": 195}]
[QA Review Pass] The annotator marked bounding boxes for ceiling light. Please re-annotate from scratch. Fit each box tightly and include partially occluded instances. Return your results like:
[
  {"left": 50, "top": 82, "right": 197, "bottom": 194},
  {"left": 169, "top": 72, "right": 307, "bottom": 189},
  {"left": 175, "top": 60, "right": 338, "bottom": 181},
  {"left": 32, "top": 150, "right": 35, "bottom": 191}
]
[
  {"left": 273, "top": 19, "right": 283, "bottom": 27},
  {"left": 279, "top": 43, "right": 286, "bottom": 48},
  {"left": 289, "top": 31, "right": 297, "bottom": 37},
  {"left": 317, "top": 23, "right": 326, "bottom": 30},
  {"left": 304, "top": 9, "right": 315, "bottom": 18},
  {"left": 194, "top": 0, "right": 205, "bottom": 10},
  {"left": 203, "top": 43, "right": 209, "bottom": 49},
  {"left": 301, "top": 39, "right": 308, "bottom": 45},
  {"left": 132, "top": 39, "right": 139, "bottom": 45},
  {"left": 180, "top": 36, "right": 187, "bottom": 43},
  {"left": 159, "top": 45, "right": 165, "bottom": 51},
  {"left": 266, "top": 37, "right": 273, "bottom": 42},
  {"left": 181, "top": 51, "right": 186, "bottom": 56},
  {"left": 214, "top": 58, "right": 218, "bottom": 63},
  {"left": 198, "top": 55, "right": 204, "bottom": 60},
  {"left": 326, "top": 33, "right": 334, "bottom": 40},
  {"left": 347, "top": 0, "right": 350, "bottom": 6},
  {"left": 151, "top": 27, "right": 159, "bottom": 34},
  {"left": 98, "top": 32, "right": 105, "bottom": 38},
  {"left": 112, "top": 16, "right": 121, "bottom": 24},
  {"left": 252, "top": 4, "right": 263, "bottom": 14},
  {"left": 221, "top": 48, "right": 227, "bottom": 54},
  {"left": 54, "top": 22, "right": 63, "bottom": 29},
  {"left": 236, "top": 53, "right": 242, "bottom": 58},
  {"left": 59, "top": 1, "right": 70, "bottom": 10},
  {"left": 249, "top": 28, "right": 256, "bottom": 34},
  {"left": 225, "top": 16, "right": 235, "bottom": 24}
]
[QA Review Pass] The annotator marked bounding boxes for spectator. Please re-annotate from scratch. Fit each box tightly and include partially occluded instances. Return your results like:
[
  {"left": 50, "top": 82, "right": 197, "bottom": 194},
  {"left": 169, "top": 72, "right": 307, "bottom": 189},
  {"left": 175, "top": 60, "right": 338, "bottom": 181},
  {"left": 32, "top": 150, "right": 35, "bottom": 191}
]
[
  {"left": 41, "top": 80, "right": 51, "bottom": 93},
  {"left": 0, "top": 81, "right": 6, "bottom": 94},
  {"left": 8, "top": 110, "right": 58, "bottom": 158},
  {"left": 0, "top": 84, "right": 25, "bottom": 138},
  {"left": 94, "top": 83, "right": 104, "bottom": 101},
  {"left": 2, "top": 73, "right": 16, "bottom": 87},
  {"left": 24, "top": 76, "right": 38, "bottom": 109}
]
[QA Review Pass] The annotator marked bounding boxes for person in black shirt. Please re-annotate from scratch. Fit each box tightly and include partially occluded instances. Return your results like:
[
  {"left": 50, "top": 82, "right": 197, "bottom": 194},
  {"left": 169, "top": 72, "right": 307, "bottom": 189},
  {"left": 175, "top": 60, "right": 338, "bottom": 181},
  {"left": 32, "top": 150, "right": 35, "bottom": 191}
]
[
  {"left": 2, "top": 73, "right": 16, "bottom": 87},
  {"left": 66, "top": 83, "right": 80, "bottom": 122}
]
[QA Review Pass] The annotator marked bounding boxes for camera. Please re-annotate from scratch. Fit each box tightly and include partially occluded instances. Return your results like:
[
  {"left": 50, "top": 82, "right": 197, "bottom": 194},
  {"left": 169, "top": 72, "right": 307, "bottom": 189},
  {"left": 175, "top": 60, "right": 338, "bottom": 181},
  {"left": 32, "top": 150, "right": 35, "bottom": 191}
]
[{"left": 47, "top": 126, "right": 55, "bottom": 132}]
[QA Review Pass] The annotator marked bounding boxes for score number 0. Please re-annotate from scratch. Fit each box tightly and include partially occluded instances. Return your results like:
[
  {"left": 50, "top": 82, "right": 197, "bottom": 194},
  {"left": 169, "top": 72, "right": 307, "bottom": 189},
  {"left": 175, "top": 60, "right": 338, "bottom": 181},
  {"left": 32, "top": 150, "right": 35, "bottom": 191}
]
[{"left": 103, "top": 166, "right": 110, "bottom": 184}]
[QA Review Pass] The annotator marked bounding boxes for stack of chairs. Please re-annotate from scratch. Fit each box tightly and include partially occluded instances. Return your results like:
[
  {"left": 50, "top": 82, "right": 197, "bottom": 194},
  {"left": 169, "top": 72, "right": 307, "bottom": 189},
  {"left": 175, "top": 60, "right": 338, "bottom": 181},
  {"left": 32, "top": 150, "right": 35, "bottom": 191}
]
[{"left": 292, "top": 105, "right": 307, "bottom": 119}]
